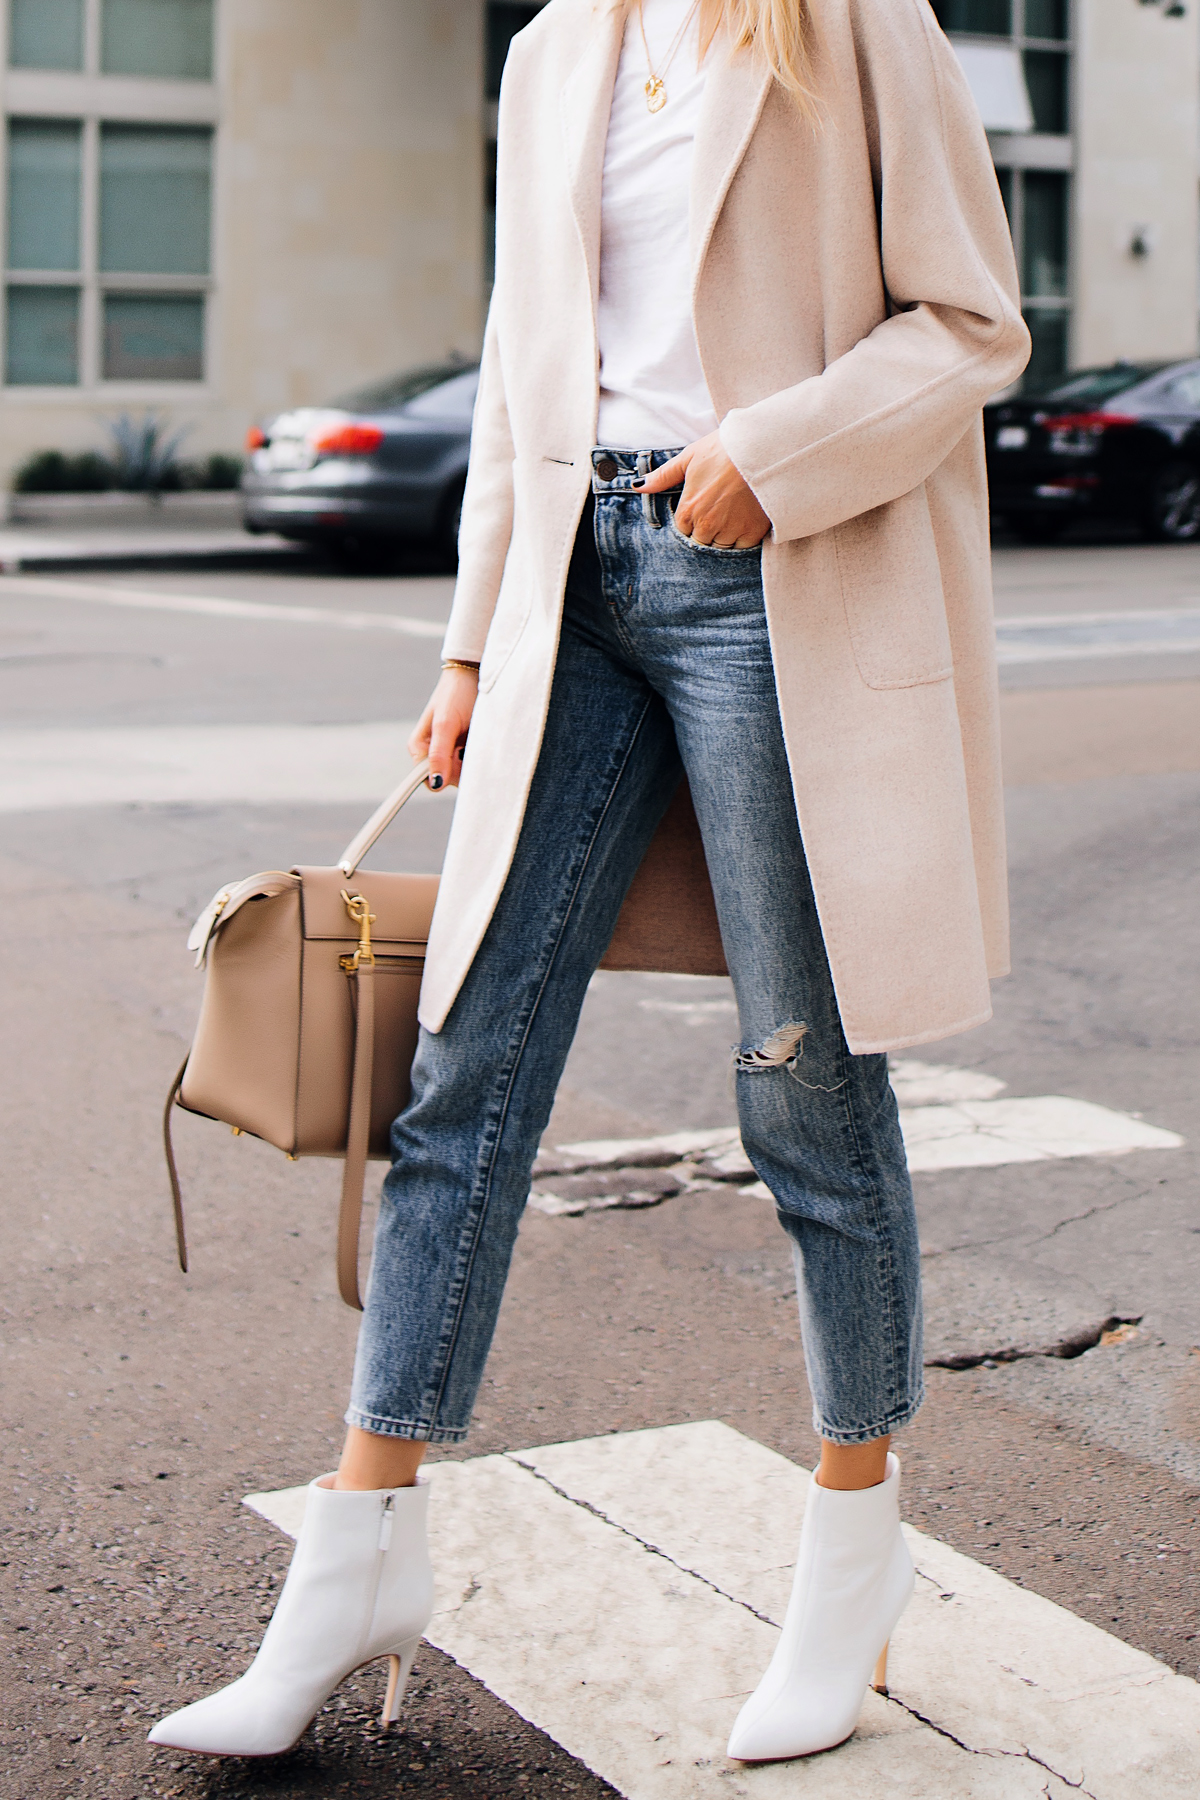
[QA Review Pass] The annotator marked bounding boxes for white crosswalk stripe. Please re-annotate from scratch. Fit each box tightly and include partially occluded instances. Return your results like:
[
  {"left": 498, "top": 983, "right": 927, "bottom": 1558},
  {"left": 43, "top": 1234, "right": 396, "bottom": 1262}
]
[{"left": 244, "top": 1421, "right": 1200, "bottom": 1798}]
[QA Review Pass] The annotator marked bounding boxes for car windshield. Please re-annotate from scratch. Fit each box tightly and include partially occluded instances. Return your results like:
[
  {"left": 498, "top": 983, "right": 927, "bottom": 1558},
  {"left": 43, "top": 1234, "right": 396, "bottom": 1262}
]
[
  {"left": 328, "top": 362, "right": 474, "bottom": 413},
  {"left": 1031, "top": 364, "right": 1168, "bottom": 406}
]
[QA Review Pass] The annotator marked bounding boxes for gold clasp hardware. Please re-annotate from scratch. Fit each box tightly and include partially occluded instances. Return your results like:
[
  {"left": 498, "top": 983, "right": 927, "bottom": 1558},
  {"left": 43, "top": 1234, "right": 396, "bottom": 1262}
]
[{"left": 339, "top": 889, "right": 376, "bottom": 971}]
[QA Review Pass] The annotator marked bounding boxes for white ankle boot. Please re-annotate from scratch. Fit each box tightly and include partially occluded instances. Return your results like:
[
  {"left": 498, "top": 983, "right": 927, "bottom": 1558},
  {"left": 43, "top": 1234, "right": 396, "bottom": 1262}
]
[
  {"left": 727, "top": 1452, "right": 914, "bottom": 1762},
  {"left": 148, "top": 1475, "right": 434, "bottom": 1757}
]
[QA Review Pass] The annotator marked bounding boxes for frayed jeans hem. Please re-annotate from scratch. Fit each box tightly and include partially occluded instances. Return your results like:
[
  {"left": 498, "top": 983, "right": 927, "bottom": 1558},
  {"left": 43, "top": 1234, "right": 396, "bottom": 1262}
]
[
  {"left": 811, "top": 1387, "right": 924, "bottom": 1447},
  {"left": 343, "top": 1407, "right": 469, "bottom": 1445}
]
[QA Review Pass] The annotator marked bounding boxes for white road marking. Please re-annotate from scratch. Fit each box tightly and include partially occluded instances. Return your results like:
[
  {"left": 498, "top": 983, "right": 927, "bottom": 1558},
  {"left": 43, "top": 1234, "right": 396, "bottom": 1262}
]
[
  {"left": 5, "top": 572, "right": 1196, "bottom": 661},
  {"left": 528, "top": 1063, "right": 1182, "bottom": 1212},
  {"left": 900, "top": 1094, "right": 1182, "bottom": 1171},
  {"left": 0, "top": 572, "right": 447, "bottom": 638},
  {"left": 0, "top": 721, "right": 421, "bottom": 811},
  {"left": 996, "top": 606, "right": 1200, "bottom": 663},
  {"left": 244, "top": 1421, "right": 1200, "bottom": 1797}
]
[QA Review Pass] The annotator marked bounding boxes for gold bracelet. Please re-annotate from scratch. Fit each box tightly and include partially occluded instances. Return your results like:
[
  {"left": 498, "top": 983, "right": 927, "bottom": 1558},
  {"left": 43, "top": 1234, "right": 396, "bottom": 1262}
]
[{"left": 441, "top": 658, "right": 480, "bottom": 674}]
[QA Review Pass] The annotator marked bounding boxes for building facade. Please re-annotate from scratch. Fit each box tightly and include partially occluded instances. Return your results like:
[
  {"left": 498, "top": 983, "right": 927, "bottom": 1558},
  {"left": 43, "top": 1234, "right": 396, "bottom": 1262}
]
[
  {"left": 0, "top": 0, "right": 484, "bottom": 480},
  {"left": 934, "top": 0, "right": 1199, "bottom": 390},
  {"left": 1, "top": 0, "right": 1197, "bottom": 484}
]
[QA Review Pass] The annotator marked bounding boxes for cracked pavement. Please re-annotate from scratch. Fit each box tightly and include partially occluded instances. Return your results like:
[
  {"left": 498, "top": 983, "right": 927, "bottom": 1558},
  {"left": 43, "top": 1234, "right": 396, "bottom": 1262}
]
[{"left": 2, "top": 541, "right": 1199, "bottom": 1796}]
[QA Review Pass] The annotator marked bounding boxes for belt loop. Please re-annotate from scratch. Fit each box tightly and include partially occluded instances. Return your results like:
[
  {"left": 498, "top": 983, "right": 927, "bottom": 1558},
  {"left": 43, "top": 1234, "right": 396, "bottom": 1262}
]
[{"left": 636, "top": 451, "right": 661, "bottom": 528}]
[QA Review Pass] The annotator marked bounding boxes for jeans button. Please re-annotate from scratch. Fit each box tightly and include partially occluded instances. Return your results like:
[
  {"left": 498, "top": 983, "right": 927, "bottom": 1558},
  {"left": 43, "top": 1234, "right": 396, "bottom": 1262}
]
[{"left": 595, "top": 456, "right": 619, "bottom": 481}]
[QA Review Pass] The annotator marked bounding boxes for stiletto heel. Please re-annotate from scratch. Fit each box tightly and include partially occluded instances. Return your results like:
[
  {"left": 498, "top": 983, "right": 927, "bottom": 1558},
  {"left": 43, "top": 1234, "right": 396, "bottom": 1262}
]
[
  {"left": 381, "top": 1637, "right": 420, "bottom": 1727},
  {"left": 871, "top": 1641, "right": 889, "bottom": 1694}
]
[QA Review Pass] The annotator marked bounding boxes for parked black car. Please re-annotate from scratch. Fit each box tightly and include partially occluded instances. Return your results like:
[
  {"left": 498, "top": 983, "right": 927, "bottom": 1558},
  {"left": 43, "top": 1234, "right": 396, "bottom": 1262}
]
[
  {"left": 985, "top": 359, "right": 1200, "bottom": 543},
  {"left": 242, "top": 361, "right": 479, "bottom": 559}
]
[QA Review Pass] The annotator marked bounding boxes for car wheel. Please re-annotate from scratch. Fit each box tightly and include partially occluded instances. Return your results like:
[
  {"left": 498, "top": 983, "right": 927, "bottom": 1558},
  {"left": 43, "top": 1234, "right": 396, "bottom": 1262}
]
[
  {"left": 438, "top": 480, "right": 465, "bottom": 567},
  {"left": 1005, "top": 513, "right": 1068, "bottom": 545},
  {"left": 1142, "top": 463, "right": 1200, "bottom": 542}
]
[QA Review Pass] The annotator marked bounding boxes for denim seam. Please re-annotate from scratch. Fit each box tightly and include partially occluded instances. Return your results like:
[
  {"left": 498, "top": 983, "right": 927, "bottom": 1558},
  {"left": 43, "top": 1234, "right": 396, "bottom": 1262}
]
[
  {"left": 814, "top": 1390, "right": 925, "bottom": 1448},
  {"left": 826, "top": 1038, "right": 907, "bottom": 1437},
  {"left": 421, "top": 695, "right": 659, "bottom": 1435},
  {"left": 343, "top": 1407, "right": 468, "bottom": 1445}
]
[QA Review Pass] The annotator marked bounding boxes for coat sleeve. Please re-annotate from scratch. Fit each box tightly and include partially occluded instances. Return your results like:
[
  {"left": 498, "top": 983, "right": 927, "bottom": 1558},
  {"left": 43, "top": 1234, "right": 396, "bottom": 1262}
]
[
  {"left": 440, "top": 299, "right": 516, "bottom": 663},
  {"left": 718, "top": 0, "right": 1030, "bottom": 543}
]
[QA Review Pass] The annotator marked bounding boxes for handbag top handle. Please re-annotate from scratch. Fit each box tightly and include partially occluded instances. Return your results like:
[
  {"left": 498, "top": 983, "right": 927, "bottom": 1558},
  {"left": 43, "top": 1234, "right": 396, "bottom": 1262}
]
[{"left": 338, "top": 757, "right": 432, "bottom": 877}]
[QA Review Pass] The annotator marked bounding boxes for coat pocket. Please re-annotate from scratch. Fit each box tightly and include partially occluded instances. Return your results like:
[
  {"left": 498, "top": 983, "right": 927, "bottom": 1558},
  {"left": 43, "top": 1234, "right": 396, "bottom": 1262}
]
[{"left": 833, "top": 486, "right": 954, "bottom": 690}]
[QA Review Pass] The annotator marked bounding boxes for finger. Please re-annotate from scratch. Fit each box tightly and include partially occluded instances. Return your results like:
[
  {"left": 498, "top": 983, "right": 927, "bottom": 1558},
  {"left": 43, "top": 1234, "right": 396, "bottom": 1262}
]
[
  {"left": 427, "top": 710, "right": 465, "bottom": 789},
  {"left": 407, "top": 705, "right": 434, "bottom": 763},
  {"left": 635, "top": 447, "right": 690, "bottom": 492}
]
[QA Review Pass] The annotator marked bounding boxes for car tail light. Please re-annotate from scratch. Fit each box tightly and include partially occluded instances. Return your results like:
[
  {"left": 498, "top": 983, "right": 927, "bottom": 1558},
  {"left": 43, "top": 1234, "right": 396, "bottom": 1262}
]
[
  {"left": 245, "top": 424, "right": 267, "bottom": 451},
  {"left": 1041, "top": 411, "right": 1137, "bottom": 455},
  {"left": 310, "top": 422, "right": 385, "bottom": 456}
]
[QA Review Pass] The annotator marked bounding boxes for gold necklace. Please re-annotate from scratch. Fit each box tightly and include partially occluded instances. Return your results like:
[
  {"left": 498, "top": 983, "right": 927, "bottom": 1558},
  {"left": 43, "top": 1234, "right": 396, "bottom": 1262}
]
[{"left": 637, "top": 0, "right": 701, "bottom": 113}]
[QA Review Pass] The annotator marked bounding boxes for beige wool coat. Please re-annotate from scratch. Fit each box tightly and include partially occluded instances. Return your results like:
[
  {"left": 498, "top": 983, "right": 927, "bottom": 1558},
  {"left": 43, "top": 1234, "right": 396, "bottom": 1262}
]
[{"left": 419, "top": 0, "right": 1031, "bottom": 1054}]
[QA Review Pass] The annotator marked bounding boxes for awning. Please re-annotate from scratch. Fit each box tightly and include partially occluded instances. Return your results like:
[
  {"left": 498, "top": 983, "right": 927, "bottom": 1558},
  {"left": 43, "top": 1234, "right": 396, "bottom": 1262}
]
[{"left": 951, "top": 41, "right": 1034, "bottom": 133}]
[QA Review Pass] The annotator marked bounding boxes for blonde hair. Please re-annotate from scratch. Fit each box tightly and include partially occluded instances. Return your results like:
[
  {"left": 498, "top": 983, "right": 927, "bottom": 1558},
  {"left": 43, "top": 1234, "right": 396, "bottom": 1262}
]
[{"left": 623, "top": 0, "right": 821, "bottom": 116}]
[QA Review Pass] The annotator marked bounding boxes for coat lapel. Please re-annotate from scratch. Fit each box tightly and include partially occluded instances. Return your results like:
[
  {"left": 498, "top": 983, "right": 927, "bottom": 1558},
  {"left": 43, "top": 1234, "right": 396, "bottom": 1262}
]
[
  {"left": 690, "top": 40, "right": 773, "bottom": 291},
  {"left": 559, "top": 3, "right": 626, "bottom": 324}
]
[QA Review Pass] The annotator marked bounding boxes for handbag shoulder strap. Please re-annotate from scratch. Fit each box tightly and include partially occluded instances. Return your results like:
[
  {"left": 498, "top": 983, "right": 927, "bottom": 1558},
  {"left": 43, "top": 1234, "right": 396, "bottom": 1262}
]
[{"left": 163, "top": 1058, "right": 190, "bottom": 1273}]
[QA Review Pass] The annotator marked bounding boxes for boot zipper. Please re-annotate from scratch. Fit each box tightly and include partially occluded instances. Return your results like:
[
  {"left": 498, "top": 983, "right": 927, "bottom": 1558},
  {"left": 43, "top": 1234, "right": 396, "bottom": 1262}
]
[{"left": 378, "top": 1493, "right": 395, "bottom": 1552}]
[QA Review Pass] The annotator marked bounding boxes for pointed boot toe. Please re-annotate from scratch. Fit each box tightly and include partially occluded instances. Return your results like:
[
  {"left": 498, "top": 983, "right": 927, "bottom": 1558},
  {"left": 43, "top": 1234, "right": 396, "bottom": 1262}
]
[{"left": 147, "top": 1674, "right": 302, "bottom": 1757}]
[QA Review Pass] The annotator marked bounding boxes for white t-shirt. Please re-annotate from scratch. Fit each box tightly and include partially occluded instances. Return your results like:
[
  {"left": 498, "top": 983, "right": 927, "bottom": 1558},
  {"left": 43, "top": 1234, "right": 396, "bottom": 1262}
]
[{"left": 596, "top": 0, "right": 719, "bottom": 451}]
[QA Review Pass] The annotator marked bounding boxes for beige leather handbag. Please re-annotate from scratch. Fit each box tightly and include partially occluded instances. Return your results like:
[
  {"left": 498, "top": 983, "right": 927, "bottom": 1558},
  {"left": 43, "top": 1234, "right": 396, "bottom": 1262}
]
[{"left": 165, "top": 762, "right": 726, "bottom": 1311}]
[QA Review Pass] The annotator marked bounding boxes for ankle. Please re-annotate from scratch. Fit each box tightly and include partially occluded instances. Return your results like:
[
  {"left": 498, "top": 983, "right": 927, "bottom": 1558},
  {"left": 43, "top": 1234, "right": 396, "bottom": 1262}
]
[
  {"left": 330, "top": 1471, "right": 420, "bottom": 1492},
  {"left": 334, "top": 1425, "right": 427, "bottom": 1492},
  {"left": 814, "top": 1437, "right": 891, "bottom": 1492}
]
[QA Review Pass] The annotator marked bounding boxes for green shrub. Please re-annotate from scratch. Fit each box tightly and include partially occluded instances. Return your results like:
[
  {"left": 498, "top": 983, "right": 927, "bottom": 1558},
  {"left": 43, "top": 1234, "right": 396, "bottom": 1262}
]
[
  {"left": 173, "top": 453, "right": 244, "bottom": 490},
  {"left": 14, "top": 449, "right": 115, "bottom": 493},
  {"left": 200, "top": 452, "right": 244, "bottom": 490},
  {"left": 12, "top": 444, "right": 244, "bottom": 493}
]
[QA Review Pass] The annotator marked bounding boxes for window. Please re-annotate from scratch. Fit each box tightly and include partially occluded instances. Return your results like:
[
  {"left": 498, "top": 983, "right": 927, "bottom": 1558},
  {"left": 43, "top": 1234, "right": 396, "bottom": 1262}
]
[
  {"left": 7, "top": 119, "right": 82, "bottom": 270},
  {"left": 104, "top": 292, "right": 203, "bottom": 379},
  {"left": 8, "top": 0, "right": 84, "bottom": 69},
  {"left": 936, "top": 0, "right": 1072, "bottom": 387},
  {"left": 3, "top": 0, "right": 216, "bottom": 387},
  {"left": 934, "top": 0, "right": 1012, "bottom": 32},
  {"left": 101, "top": 0, "right": 213, "bottom": 81},
  {"left": 100, "top": 125, "right": 211, "bottom": 273},
  {"left": 6, "top": 285, "right": 79, "bottom": 384}
]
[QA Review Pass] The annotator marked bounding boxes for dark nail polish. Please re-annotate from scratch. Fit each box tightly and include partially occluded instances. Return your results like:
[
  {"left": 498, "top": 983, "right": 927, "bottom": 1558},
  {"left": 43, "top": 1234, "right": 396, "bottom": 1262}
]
[
  {"left": 631, "top": 480, "right": 645, "bottom": 490},
  {"left": 429, "top": 774, "right": 444, "bottom": 791}
]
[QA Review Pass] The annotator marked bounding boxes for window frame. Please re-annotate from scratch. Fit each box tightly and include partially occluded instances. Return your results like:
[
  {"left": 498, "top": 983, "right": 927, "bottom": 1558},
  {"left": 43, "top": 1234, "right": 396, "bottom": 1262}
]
[{"left": 0, "top": 0, "right": 219, "bottom": 396}]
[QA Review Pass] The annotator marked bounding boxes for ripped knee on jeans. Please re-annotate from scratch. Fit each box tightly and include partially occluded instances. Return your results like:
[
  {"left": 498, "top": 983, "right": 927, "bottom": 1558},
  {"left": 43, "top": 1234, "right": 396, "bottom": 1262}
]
[{"left": 731, "top": 1020, "right": 808, "bottom": 1073}]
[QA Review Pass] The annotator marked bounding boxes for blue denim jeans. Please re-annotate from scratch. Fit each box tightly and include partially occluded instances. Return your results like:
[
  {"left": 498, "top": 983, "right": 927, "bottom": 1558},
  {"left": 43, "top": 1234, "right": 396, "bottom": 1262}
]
[{"left": 347, "top": 447, "right": 923, "bottom": 1447}]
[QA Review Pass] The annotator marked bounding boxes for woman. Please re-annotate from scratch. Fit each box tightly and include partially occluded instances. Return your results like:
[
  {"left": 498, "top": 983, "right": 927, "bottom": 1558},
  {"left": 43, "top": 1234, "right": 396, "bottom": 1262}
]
[{"left": 151, "top": 0, "right": 1028, "bottom": 1765}]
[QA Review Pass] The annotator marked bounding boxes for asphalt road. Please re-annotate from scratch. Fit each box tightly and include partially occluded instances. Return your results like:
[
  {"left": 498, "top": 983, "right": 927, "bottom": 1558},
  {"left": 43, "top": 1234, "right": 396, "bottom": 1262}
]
[{"left": 1, "top": 534, "right": 1198, "bottom": 1798}]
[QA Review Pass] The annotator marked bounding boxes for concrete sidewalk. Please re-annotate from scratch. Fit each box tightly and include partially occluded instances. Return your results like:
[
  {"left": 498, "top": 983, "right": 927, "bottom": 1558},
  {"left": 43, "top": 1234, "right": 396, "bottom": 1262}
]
[{"left": 0, "top": 489, "right": 294, "bottom": 569}]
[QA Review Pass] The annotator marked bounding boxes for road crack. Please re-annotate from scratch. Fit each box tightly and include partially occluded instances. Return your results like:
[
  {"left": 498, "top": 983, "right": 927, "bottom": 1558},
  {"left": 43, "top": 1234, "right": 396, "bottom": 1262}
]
[{"left": 925, "top": 1314, "right": 1142, "bottom": 1371}]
